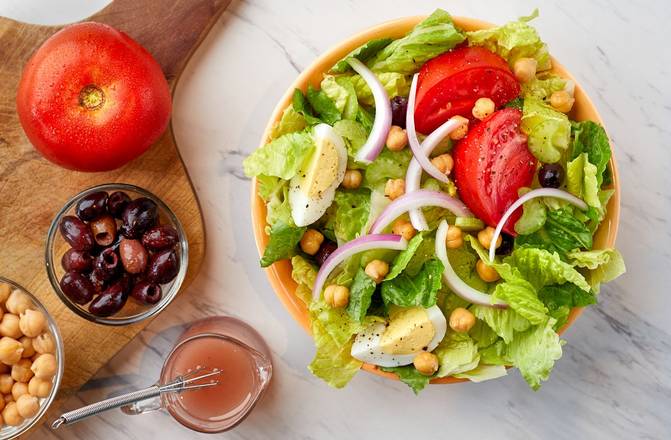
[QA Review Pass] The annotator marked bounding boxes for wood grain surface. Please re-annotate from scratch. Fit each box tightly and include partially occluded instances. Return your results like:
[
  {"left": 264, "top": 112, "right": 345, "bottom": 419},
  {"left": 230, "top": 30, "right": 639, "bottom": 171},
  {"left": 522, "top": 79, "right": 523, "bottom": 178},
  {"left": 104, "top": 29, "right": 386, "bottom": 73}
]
[{"left": 0, "top": 0, "right": 230, "bottom": 432}]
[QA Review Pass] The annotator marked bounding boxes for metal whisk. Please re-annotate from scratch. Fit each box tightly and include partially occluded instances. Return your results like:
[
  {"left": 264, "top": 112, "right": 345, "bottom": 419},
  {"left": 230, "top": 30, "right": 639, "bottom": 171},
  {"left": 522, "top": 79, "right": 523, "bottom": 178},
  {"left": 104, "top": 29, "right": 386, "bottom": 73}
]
[{"left": 51, "top": 367, "right": 222, "bottom": 429}]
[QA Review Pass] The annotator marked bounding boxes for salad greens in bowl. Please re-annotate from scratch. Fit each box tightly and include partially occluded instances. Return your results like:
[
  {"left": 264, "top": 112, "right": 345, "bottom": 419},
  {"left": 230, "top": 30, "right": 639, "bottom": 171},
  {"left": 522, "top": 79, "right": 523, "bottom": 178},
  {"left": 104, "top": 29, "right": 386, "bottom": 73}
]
[{"left": 247, "top": 10, "right": 624, "bottom": 393}]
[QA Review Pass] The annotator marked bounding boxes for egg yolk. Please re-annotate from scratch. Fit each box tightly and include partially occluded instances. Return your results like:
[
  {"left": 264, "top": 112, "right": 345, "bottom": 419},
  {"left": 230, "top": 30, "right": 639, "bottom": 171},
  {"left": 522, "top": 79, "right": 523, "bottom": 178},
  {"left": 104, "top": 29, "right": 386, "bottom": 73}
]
[
  {"left": 303, "top": 136, "right": 339, "bottom": 198},
  {"left": 379, "top": 307, "right": 435, "bottom": 355}
]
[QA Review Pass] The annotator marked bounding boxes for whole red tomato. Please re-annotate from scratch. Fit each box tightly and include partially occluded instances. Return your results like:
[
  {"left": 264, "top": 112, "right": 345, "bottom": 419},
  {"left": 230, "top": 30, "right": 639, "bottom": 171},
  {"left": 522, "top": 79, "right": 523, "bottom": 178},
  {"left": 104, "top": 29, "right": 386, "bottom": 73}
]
[{"left": 16, "top": 22, "right": 172, "bottom": 172}]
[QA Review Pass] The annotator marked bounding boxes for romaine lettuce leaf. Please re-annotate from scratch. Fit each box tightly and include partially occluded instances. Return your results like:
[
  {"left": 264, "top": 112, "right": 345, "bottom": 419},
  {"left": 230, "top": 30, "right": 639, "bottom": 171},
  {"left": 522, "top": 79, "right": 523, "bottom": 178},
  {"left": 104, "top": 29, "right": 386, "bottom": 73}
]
[
  {"left": 292, "top": 89, "right": 323, "bottom": 125},
  {"left": 320, "top": 76, "right": 358, "bottom": 120},
  {"left": 570, "top": 121, "right": 611, "bottom": 186},
  {"left": 326, "top": 189, "right": 371, "bottom": 243},
  {"left": 521, "top": 96, "right": 571, "bottom": 163},
  {"left": 505, "top": 247, "right": 590, "bottom": 292},
  {"left": 521, "top": 74, "right": 566, "bottom": 101},
  {"left": 270, "top": 106, "right": 307, "bottom": 139},
  {"left": 333, "top": 120, "right": 368, "bottom": 160},
  {"left": 380, "top": 259, "right": 444, "bottom": 308},
  {"left": 567, "top": 153, "right": 601, "bottom": 211},
  {"left": 491, "top": 268, "right": 548, "bottom": 325},
  {"left": 380, "top": 365, "right": 430, "bottom": 394},
  {"left": 260, "top": 221, "right": 306, "bottom": 267},
  {"left": 308, "top": 315, "right": 362, "bottom": 388},
  {"left": 368, "top": 9, "right": 465, "bottom": 74},
  {"left": 291, "top": 255, "right": 317, "bottom": 289},
  {"left": 479, "top": 340, "right": 511, "bottom": 365},
  {"left": 516, "top": 208, "right": 593, "bottom": 256},
  {"left": 385, "top": 234, "right": 424, "bottom": 280},
  {"left": 507, "top": 318, "right": 563, "bottom": 390},
  {"left": 567, "top": 249, "right": 625, "bottom": 292},
  {"left": 331, "top": 38, "right": 393, "bottom": 74},
  {"left": 469, "top": 317, "right": 500, "bottom": 348},
  {"left": 260, "top": 177, "right": 293, "bottom": 230},
  {"left": 434, "top": 332, "right": 480, "bottom": 377},
  {"left": 472, "top": 305, "right": 530, "bottom": 344},
  {"left": 466, "top": 9, "right": 551, "bottom": 70},
  {"left": 243, "top": 131, "right": 314, "bottom": 180},
  {"left": 363, "top": 148, "right": 412, "bottom": 189},
  {"left": 538, "top": 283, "right": 596, "bottom": 329},
  {"left": 515, "top": 188, "right": 547, "bottom": 235},
  {"left": 453, "top": 364, "right": 508, "bottom": 383},
  {"left": 306, "top": 85, "right": 341, "bottom": 125},
  {"left": 346, "top": 267, "right": 377, "bottom": 322},
  {"left": 350, "top": 72, "right": 410, "bottom": 106}
]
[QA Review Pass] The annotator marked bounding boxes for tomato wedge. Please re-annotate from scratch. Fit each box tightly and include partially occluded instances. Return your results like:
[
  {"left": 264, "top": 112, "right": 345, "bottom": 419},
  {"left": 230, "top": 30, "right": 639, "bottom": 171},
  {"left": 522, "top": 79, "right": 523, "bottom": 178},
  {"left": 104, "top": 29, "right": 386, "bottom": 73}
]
[
  {"left": 453, "top": 108, "right": 537, "bottom": 235},
  {"left": 414, "top": 47, "right": 520, "bottom": 134}
]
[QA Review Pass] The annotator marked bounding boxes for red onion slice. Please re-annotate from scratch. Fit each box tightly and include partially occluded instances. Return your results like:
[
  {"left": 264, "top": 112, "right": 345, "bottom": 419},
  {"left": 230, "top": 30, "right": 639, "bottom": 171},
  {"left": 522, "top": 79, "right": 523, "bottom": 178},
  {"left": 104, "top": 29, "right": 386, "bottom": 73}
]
[
  {"left": 347, "top": 58, "right": 392, "bottom": 164},
  {"left": 406, "top": 74, "right": 449, "bottom": 184},
  {"left": 406, "top": 117, "right": 463, "bottom": 231},
  {"left": 369, "top": 190, "right": 472, "bottom": 234},
  {"left": 312, "top": 234, "right": 407, "bottom": 300},
  {"left": 488, "top": 188, "right": 588, "bottom": 262},
  {"left": 436, "top": 220, "right": 508, "bottom": 308}
]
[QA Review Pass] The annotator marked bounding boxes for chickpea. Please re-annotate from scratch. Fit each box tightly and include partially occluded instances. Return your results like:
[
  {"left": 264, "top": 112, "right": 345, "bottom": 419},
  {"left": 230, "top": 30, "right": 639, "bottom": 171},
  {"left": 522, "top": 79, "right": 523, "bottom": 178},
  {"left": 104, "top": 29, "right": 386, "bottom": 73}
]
[
  {"left": 5, "top": 290, "right": 32, "bottom": 315},
  {"left": 472, "top": 97, "right": 496, "bottom": 120},
  {"left": 32, "top": 333, "right": 55, "bottom": 355},
  {"left": 341, "top": 169, "right": 363, "bottom": 189},
  {"left": 413, "top": 352, "right": 439, "bottom": 376},
  {"left": 0, "top": 284, "right": 10, "bottom": 306},
  {"left": 31, "top": 353, "right": 57, "bottom": 380},
  {"left": 15, "top": 394, "right": 39, "bottom": 419},
  {"left": 19, "top": 309, "right": 47, "bottom": 338},
  {"left": 550, "top": 90, "right": 575, "bottom": 113},
  {"left": 2, "top": 402, "right": 22, "bottom": 426},
  {"left": 19, "top": 336, "right": 35, "bottom": 359},
  {"left": 11, "top": 381, "right": 28, "bottom": 400},
  {"left": 0, "top": 374, "right": 14, "bottom": 394},
  {"left": 449, "top": 307, "right": 476, "bottom": 333},
  {"left": 11, "top": 359, "right": 33, "bottom": 384},
  {"left": 323, "top": 285, "right": 349, "bottom": 308},
  {"left": 430, "top": 153, "right": 454, "bottom": 175},
  {"left": 4, "top": 394, "right": 12, "bottom": 404},
  {"left": 299, "top": 229, "right": 324, "bottom": 256},
  {"left": 448, "top": 115, "right": 469, "bottom": 141},
  {"left": 476, "top": 259, "right": 500, "bottom": 282},
  {"left": 386, "top": 125, "right": 408, "bottom": 151},
  {"left": 513, "top": 57, "right": 537, "bottom": 83},
  {"left": 365, "top": 260, "right": 389, "bottom": 284},
  {"left": 0, "top": 337, "right": 23, "bottom": 365},
  {"left": 0, "top": 314, "right": 22, "bottom": 339},
  {"left": 391, "top": 219, "right": 416, "bottom": 241},
  {"left": 477, "top": 226, "right": 502, "bottom": 250},
  {"left": 28, "top": 377, "right": 52, "bottom": 398},
  {"left": 384, "top": 178, "right": 405, "bottom": 200},
  {"left": 446, "top": 225, "right": 463, "bottom": 249}
]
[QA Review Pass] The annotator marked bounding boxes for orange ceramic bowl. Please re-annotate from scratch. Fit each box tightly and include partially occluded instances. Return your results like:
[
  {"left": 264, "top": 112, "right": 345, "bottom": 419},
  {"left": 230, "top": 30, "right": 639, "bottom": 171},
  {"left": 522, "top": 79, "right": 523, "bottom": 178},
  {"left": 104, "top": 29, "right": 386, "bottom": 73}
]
[{"left": 251, "top": 16, "right": 620, "bottom": 384}]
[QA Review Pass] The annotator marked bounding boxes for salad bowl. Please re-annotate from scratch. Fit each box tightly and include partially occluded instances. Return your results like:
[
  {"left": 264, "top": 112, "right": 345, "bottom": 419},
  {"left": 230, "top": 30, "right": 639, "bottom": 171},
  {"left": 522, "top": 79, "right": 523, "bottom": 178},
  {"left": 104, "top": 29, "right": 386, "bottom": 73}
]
[{"left": 251, "top": 15, "right": 620, "bottom": 384}]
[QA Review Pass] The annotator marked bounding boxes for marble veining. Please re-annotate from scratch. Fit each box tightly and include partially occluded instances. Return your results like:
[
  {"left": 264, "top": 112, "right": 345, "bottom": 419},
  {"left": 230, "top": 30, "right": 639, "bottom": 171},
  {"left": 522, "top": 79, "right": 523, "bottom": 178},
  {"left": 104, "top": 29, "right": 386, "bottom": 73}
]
[{"left": 0, "top": 0, "right": 669, "bottom": 438}]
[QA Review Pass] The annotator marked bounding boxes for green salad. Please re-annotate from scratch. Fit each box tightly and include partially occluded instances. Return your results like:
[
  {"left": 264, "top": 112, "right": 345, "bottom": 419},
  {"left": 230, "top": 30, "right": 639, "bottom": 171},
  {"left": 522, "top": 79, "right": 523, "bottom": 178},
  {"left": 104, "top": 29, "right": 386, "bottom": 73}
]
[{"left": 244, "top": 9, "right": 625, "bottom": 393}]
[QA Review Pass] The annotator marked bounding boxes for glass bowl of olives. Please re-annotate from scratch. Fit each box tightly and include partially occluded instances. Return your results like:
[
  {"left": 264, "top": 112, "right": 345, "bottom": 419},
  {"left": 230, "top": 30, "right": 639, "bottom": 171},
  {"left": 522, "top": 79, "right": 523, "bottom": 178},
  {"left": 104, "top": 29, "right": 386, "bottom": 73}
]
[{"left": 45, "top": 183, "right": 189, "bottom": 326}]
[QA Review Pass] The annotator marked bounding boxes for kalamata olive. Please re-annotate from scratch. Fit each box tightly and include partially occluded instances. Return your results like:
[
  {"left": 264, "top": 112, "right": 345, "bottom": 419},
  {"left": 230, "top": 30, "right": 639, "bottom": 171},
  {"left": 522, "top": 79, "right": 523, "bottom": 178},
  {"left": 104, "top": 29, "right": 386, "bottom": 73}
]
[
  {"left": 88, "top": 279, "right": 130, "bottom": 317},
  {"left": 60, "top": 271, "right": 95, "bottom": 305},
  {"left": 89, "top": 269, "right": 107, "bottom": 293},
  {"left": 75, "top": 191, "right": 109, "bottom": 221},
  {"left": 131, "top": 281, "right": 162, "bottom": 305},
  {"left": 119, "top": 238, "right": 148, "bottom": 274},
  {"left": 538, "top": 163, "right": 565, "bottom": 188},
  {"left": 94, "top": 248, "right": 120, "bottom": 280},
  {"left": 390, "top": 96, "right": 409, "bottom": 128},
  {"left": 146, "top": 249, "right": 179, "bottom": 284},
  {"left": 106, "top": 191, "right": 131, "bottom": 219},
  {"left": 496, "top": 233, "right": 514, "bottom": 256},
  {"left": 141, "top": 225, "right": 179, "bottom": 251},
  {"left": 121, "top": 198, "right": 158, "bottom": 238},
  {"left": 59, "top": 216, "right": 94, "bottom": 251},
  {"left": 314, "top": 240, "right": 337, "bottom": 266},
  {"left": 90, "top": 215, "right": 117, "bottom": 246},
  {"left": 61, "top": 249, "right": 92, "bottom": 273}
]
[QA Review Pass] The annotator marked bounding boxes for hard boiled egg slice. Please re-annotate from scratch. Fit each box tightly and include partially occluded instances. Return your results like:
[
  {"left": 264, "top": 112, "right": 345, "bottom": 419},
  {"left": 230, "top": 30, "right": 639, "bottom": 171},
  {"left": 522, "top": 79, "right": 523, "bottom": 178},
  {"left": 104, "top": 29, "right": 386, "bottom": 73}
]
[
  {"left": 289, "top": 123, "right": 348, "bottom": 227},
  {"left": 350, "top": 305, "right": 447, "bottom": 368}
]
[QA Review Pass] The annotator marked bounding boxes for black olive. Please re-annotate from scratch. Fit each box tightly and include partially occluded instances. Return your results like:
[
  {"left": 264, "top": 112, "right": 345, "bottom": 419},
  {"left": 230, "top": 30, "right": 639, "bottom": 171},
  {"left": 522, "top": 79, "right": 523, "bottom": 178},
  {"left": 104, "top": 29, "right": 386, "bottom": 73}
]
[{"left": 538, "top": 163, "right": 565, "bottom": 188}]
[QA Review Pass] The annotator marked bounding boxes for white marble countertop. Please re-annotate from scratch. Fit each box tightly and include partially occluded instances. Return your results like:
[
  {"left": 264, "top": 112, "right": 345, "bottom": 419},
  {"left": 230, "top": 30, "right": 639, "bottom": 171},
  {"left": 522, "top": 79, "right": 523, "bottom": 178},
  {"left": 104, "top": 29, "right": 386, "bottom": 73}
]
[{"left": 2, "top": 0, "right": 670, "bottom": 438}]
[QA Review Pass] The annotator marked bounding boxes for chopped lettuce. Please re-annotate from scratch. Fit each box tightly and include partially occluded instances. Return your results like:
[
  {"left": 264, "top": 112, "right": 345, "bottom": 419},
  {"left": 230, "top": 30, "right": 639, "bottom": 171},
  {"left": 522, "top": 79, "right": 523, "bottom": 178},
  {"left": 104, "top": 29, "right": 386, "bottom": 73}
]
[
  {"left": 507, "top": 318, "right": 563, "bottom": 390},
  {"left": 472, "top": 305, "right": 530, "bottom": 344},
  {"left": 333, "top": 120, "right": 368, "bottom": 161},
  {"left": 479, "top": 340, "right": 510, "bottom": 365},
  {"left": 521, "top": 74, "right": 566, "bottom": 101},
  {"left": 381, "top": 365, "right": 430, "bottom": 394},
  {"left": 521, "top": 96, "right": 571, "bottom": 163},
  {"left": 491, "top": 266, "right": 548, "bottom": 325},
  {"left": 567, "top": 153, "right": 601, "bottom": 211},
  {"left": 259, "top": 177, "right": 293, "bottom": 230},
  {"left": 270, "top": 106, "right": 307, "bottom": 139},
  {"left": 243, "top": 131, "right": 314, "bottom": 180},
  {"left": 368, "top": 9, "right": 465, "bottom": 74},
  {"left": 505, "top": 247, "right": 590, "bottom": 292},
  {"left": 346, "top": 267, "right": 377, "bottom": 322},
  {"left": 538, "top": 283, "right": 596, "bottom": 329},
  {"left": 306, "top": 85, "right": 342, "bottom": 125},
  {"left": 328, "top": 189, "right": 371, "bottom": 243},
  {"left": 291, "top": 255, "right": 317, "bottom": 289},
  {"left": 385, "top": 234, "right": 424, "bottom": 280},
  {"left": 292, "top": 89, "right": 323, "bottom": 125},
  {"left": 466, "top": 9, "right": 551, "bottom": 70},
  {"left": 434, "top": 332, "right": 480, "bottom": 377},
  {"left": 331, "top": 38, "right": 393, "bottom": 74},
  {"left": 453, "top": 364, "right": 508, "bottom": 383},
  {"left": 516, "top": 208, "right": 593, "bottom": 256},
  {"left": 469, "top": 318, "right": 500, "bottom": 348},
  {"left": 363, "top": 148, "right": 412, "bottom": 189},
  {"left": 260, "top": 221, "right": 306, "bottom": 267},
  {"left": 381, "top": 259, "right": 444, "bottom": 308},
  {"left": 515, "top": 188, "right": 547, "bottom": 235},
  {"left": 570, "top": 121, "right": 611, "bottom": 186},
  {"left": 308, "top": 315, "right": 362, "bottom": 388},
  {"left": 567, "top": 249, "right": 626, "bottom": 292},
  {"left": 320, "top": 76, "right": 358, "bottom": 120},
  {"left": 350, "top": 72, "right": 410, "bottom": 106}
]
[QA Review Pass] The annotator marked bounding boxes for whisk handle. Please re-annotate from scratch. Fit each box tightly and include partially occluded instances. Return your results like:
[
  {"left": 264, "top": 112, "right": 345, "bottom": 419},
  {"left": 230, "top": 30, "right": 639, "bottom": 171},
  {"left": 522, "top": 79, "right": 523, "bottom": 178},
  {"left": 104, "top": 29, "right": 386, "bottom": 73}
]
[{"left": 51, "top": 385, "right": 161, "bottom": 429}]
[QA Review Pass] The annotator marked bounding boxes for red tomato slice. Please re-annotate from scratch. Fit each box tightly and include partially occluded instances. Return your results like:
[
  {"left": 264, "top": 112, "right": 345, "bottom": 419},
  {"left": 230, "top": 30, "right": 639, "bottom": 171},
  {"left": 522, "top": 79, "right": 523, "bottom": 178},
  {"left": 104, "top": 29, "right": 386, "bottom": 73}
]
[
  {"left": 453, "top": 108, "right": 537, "bottom": 235},
  {"left": 415, "top": 47, "right": 520, "bottom": 134}
]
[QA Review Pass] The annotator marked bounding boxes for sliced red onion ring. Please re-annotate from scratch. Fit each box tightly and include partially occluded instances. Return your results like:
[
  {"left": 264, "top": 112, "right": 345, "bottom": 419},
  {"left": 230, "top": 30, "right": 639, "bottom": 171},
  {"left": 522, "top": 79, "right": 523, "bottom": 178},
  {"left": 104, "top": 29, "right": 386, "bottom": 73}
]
[
  {"left": 406, "top": 74, "right": 449, "bottom": 184},
  {"left": 488, "top": 188, "right": 588, "bottom": 262},
  {"left": 436, "top": 221, "right": 508, "bottom": 308},
  {"left": 347, "top": 58, "right": 391, "bottom": 164},
  {"left": 406, "top": 117, "right": 463, "bottom": 231},
  {"left": 312, "top": 234, "right": 407, "bottom": 300},
  {"left": 369, "top": 190, "right": 472, "bottom": 234}
]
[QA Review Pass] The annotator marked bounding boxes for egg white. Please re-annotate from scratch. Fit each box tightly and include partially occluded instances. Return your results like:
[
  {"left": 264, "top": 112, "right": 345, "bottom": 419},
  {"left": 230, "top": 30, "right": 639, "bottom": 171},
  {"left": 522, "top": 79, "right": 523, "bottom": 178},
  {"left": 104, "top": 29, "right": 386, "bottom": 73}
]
[{"left": 289, "top": 123, "right": 348, "bottom": 227}]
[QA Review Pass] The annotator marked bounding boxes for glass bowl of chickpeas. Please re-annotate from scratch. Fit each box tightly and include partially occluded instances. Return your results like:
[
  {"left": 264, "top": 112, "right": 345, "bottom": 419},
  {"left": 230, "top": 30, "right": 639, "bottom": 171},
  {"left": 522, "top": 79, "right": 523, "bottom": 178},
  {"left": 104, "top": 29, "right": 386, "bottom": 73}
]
[
  {"left": 0, "top": 277, "right": 64, "bottom": 438},
  {"left": 45, "top": 183, "right": 189, "bottom": 326}
]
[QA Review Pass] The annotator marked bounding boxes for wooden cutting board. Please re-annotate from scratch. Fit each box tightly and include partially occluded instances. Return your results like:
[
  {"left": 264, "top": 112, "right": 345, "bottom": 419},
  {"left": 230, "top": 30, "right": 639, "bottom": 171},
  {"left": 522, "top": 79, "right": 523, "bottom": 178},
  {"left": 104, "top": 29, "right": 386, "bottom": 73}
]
[{"left": 0, "top": 0, "right": 230, "bottom": 431}]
